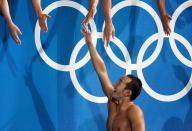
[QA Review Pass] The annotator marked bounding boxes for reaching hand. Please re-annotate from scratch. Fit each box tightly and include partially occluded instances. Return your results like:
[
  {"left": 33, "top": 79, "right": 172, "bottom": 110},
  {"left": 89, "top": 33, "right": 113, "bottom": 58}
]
[
  {"left": 81, "top": 7, "right": 97, "bottom": 25},
  {"left": 80, "top": 24, "right": 92, "bottom": 44},
  {"left": 103, "top": 21, "right": 115, "bottom": 46},
  {"left": 162, "top": 14, "right": 172, "bottom": 36},
  {"left": 38, "top": 13, "right": 51, "bottom": 33},
  {"left": 9, "top": 24, "right": 22, "bottom": 45}
]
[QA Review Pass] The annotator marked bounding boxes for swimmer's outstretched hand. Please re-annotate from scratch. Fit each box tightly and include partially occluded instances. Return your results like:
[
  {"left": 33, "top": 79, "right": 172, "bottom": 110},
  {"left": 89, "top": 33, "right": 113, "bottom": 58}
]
[
  {"left": 80, "top": 24, "right": 93, "bottom": 44},
  {"left": 38, "top": 13, "right": 51, "bottom": 33}
]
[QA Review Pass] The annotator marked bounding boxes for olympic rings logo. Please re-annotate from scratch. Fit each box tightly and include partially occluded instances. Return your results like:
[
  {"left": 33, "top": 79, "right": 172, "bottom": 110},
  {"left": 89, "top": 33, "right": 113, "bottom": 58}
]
[{"left": 35, "top": 0, "right": 192, "bottom": 103}]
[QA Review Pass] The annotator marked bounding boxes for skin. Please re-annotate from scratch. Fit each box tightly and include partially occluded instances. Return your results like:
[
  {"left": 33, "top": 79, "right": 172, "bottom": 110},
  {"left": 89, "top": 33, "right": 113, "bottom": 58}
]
[
  {"left": 156, "top": 0, "right": 172, "bottom": 36},
  {"left": 0, "top": 0, "right": 22, "bottom": 45},
  {"left": 31, "top": 0, "right": 51, "bottom": 33},
  {"left": 81, "top": 0, "right": 115, "bottom": 46},
  {"left": 80, "top": 24, "right": 145, "bottom": 131},
  {"left": 81, "top": 0, "right": 98, "bottom": 25}
]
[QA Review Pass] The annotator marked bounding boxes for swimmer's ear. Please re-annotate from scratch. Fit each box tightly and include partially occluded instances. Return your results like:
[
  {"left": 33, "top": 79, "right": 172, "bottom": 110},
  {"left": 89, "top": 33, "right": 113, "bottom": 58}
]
[{"left": 123, "top": 89, "right": 132, "bottom": 98}]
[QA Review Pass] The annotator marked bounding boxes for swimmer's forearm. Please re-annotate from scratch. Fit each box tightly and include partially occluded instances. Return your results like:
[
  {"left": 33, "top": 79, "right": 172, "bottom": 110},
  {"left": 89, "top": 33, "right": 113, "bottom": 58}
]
[
  {"left": 88, "top": 42, "right": 107, "bottom": 75},
  {"left": 88, "top": 42, "right": 113, "bottom": 96},
  {"left": 101, "top": 0, "right": 112, "bottom": 23},
  {"left": 82, "top": 25, "right": 113, "bottom": 96},
  {"left": 156, "top": 0, "right": 166, "bottom": 18},
  {"left": 31, "top": 0, "right": 42, "bottom": 18},
  {"left": 0, "top": 0, "right": 14, "bottom": 27}
]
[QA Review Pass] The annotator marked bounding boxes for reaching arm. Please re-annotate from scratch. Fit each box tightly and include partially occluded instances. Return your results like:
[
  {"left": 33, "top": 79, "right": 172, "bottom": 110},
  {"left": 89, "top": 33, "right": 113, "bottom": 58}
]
[
  {"left": 31, "top": 0, "right": 42, "bottom": 18},
  {"left": 80, "top": 24, "right": 114, "bottom": 97},
  {"left": 101, "top": 0, "right": 115, "bottom": 46},
  {"left": 129, "top": 106, "right": 145, "bottom": 131},
  {"left": 156, "top": 0, "right": 172, "bottom": 35},
  {"left": 157, "top": 0, "right": 166, "bottom": 16},
  {"left": 81, "top": 0, "right": 98, "bottom": 25},
  {"left": 82, "top": 0, "right": 115, "bottom": 46},
  {"left": 31, "top": 0, "right": 50, "bottom": 33},
  {"left": 0, "top": 0, "right": 22, "bottom": 44},
  {"left": 0, "top": 0, "right": 13, "bottom": 28},
  {"left": 101, "top": 0, "right": 111, "bottom": 24}
]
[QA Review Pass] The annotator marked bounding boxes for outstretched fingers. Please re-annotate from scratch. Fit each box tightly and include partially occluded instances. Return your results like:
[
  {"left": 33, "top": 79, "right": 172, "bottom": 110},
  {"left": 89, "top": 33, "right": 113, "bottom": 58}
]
[
  {"left": 112, "top": 30, "right": 115, "bottom": 39},
  {"left": 81, "top": 12, "right": 91, "bottom": 25},
  {"left": 82, "top": 24, "right": 90, "bottom": 33},
  {"left": 46, "top": 14, "right": 51, "bottom": 18},
  {"left": 16, "top": 27, "right": 22, "bottom": 35},
  {"left": 81, "top": 15, "right": 88, "bottom": 24},
  {"left": 103, "top": 34, "right": 106, "bottom": 45},
  {"left": 106, "top": 33, "right": 110, "bottom": 46},
  {"left": 81, "top": 24, "right": 86, "bottom": 32},
  {"left": 80, "top": 29, "right": 85, "bottom": 36}
]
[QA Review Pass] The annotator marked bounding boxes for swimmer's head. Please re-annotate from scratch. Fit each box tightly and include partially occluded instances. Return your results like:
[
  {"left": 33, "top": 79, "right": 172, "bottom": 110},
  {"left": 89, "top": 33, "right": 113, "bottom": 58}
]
[{"left": 112, "top": 75, "right": 142, "bottom": 102}]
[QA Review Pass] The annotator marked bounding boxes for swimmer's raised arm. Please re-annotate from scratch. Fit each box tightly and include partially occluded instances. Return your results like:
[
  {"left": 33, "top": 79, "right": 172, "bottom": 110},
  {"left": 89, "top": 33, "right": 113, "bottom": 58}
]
[
  {"left": 156, "top": 0, "right": 172, "bottom": 35},
  {"left": 80, "top": 24, "right": 114, "bottom": 97},
  {"left": 0, "top": 0, "right": 22, "bottom": 44},
  {"left": 31, "top": 0, "right": 50, "bottom": 33}
]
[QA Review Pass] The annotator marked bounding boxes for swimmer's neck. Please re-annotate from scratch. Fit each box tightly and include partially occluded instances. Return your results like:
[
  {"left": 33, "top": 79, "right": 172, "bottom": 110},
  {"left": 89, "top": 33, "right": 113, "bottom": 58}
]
[{"left": 118, "top": 98, "right": 134, "bottom": 112}]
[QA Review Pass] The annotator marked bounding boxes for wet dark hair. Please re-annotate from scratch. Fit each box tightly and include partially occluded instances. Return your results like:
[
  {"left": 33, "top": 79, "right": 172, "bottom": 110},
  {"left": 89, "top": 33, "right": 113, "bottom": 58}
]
[{"left": 124, "top": 74, "right": 142, "bottom": 101}]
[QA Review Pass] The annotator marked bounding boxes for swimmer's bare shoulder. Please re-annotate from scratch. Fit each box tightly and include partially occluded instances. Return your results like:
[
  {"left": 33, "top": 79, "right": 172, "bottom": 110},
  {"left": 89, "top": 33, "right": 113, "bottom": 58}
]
[
  {"left": 0, "top": 0, "right": 2, "bottom": 7},
  {"left": 127, "top": 105, "right": 145, "bottom": 131}
]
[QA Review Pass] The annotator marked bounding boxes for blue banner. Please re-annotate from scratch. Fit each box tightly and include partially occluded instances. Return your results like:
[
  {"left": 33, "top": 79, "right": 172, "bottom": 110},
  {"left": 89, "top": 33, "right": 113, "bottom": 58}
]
[{"left": 0, "top": 0, "right": 192, "bottom": 131}]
